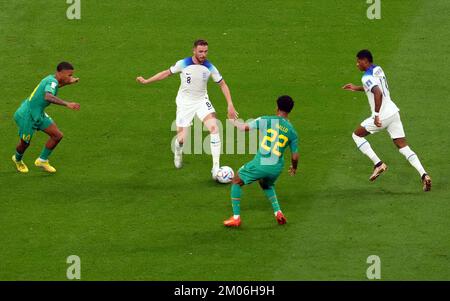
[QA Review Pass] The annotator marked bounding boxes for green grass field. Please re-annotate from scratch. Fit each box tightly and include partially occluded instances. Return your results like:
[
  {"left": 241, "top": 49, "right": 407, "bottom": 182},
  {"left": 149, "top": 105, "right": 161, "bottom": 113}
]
[{"left": 0, "top": 0, "right": 449, "bottom": 280}]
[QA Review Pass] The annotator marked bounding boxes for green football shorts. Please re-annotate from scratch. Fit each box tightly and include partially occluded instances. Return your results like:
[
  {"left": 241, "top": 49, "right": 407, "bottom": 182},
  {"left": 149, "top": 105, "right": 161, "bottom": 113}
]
[
  {"left": 238, "top": 159, "right": 282, "bottom": 187},
  {"left": 14, "top": 111, "right": 54, "bottom": 143}
]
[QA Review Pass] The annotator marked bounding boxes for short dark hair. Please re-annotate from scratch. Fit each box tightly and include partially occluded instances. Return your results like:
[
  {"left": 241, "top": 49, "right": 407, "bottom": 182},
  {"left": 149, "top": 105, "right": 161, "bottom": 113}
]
[
  {"left": 277, "top": 95, "right": 294, "bottom": 113},
  {"left": 357, "top": 49, "right": 373, "bottom": 63},
  {"left": 194, "top": 39, "right": 208, "bottom": 47},
  {"left": 57, "top": 62, "right": 74, "bottom": 72}
]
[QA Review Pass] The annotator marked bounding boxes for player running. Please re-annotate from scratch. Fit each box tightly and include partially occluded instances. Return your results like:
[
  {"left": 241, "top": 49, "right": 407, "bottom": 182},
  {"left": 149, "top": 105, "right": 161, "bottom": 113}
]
[
  {"left": 343, "top": 50, "right": 431, "bottom": 191},
  {"left": 136, "top": 39, "right": 238, "bottom": 179},
  {"left": 223, "top": 95, "right": 299, "bottom": 227},
  {"left": 12, "top": 62, "right": 80, "bottom": 173}
]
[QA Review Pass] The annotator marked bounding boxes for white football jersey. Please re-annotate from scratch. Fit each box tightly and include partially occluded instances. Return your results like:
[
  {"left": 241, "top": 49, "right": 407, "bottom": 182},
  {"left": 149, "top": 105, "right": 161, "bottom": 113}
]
[
  {"left": 169, "top": 57, "right": 223, "bottom": 102},
  {"left": 361, "top": 65, "right": 399, "bottom": 119}
]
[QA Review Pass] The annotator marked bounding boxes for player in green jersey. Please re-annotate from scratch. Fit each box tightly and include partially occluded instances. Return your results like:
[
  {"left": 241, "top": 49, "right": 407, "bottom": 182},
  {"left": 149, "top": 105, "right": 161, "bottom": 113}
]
[
  {"left": 224, "top": 95, "right": 299, "bottom": 227},
  {"left": 12, "top": 62, "right": 80, "bottom": 173}
]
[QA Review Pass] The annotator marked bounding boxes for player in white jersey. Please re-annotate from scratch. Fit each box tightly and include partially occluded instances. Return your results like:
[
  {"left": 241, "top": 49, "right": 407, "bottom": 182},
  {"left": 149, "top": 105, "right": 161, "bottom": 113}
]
[
  {"left": 343, "top": 50, "right": 431, "bottom": 191},
  {"left": 136, "top": 39, "right": 238, "bottom": 179}
]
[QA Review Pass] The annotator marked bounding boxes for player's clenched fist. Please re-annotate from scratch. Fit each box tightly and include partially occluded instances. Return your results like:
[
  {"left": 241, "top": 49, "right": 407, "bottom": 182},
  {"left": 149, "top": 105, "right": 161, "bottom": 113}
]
[
  {"left": 374, "top": 115, "right": 382, "bottom": 127},
  {"left": 289, "top": 166, "right": 297, "bottom": 176},
  {"left": 136, "top": 76, "right": 147, "bottom": 84},
  {"left": 67, "top": 102, "right": 80, "bottom": 110}
]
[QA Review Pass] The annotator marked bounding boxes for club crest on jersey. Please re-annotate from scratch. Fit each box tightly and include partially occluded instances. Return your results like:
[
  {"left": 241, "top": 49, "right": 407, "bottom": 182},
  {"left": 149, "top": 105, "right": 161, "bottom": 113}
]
[
  {"left": 203, "top": 72, "right": 208, "bottom": 79},
  {"left": 374, "top": 68, "right": 383, "bottom": 76}
]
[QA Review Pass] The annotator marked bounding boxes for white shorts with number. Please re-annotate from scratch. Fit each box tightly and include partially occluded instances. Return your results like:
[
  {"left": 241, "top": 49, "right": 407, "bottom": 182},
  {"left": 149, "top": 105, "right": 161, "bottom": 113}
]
[
  {"left": 361, "top": 111, "right": 405, "bottom": 139},
  {"left": 176, "top": 96, "right": 216, "bottom": 127}
]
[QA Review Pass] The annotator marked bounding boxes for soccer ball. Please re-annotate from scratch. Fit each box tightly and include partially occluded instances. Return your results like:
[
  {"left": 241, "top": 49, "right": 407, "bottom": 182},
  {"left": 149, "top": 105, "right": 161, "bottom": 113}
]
[{"left": 216, "top": 166, "right": 234, "bottom": 184}]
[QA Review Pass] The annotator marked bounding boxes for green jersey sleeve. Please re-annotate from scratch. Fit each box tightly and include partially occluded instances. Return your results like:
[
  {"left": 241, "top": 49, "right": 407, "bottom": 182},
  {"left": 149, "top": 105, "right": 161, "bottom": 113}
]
[
  {"left": 44, "top": 79, "right": 58, "bottom": 96},
  {"left": 288, "top": 127, "right": 299, "bottom": 153},
  {"left": 290, "top": 134, "right": 299, "bottom": 153}
]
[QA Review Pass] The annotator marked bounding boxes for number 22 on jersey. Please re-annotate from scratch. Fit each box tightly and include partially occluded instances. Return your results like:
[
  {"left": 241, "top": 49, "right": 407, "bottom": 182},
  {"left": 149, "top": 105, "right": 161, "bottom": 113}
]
[{"left": 261, "top": 129, "right": 288, "bottom": 157}]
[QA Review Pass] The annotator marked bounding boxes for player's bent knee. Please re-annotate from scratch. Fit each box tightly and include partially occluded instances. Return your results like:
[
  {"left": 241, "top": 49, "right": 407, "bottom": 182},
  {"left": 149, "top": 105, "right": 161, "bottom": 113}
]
[
  {"left": 353, "top": 126, "right": 370, "bottom": 138},
  {"left": 177, "top": 135, "right": 185, "bottom": 145},
  {"left": 232, "top": 175, "right": 244, "bottom": 186},
  {"left": 209, "top": 126, "right": 218, "bottom": 134},
  {"left": 258, "top": 180, "right": 270, "bottom": 190},
  {"left": 352, "top": 131, "right": 363, "bottom": 138},
  {"left": 393, "top": 138, "right": 407, "bottom": 148},
  {"left": 20, "top": 140, "right": 31, "bottom": 148},
  {"left": 205, "top": 120, "right": 218, "bottom": 134},
  {"left": 53, "top": 132, "right": 64, "bottom": 142}
]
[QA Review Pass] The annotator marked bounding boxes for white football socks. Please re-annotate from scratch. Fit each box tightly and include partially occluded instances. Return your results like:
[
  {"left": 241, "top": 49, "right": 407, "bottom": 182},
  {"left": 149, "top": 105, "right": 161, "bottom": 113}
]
[
  {"left": 210, "top": 133, "right": 221, "bottom": 169},
  {"left": 399, "top": 146, "right": 426, "bottom": 176},
  {"left": 352, "top": 133, "right": 381, "bottom": 165}
]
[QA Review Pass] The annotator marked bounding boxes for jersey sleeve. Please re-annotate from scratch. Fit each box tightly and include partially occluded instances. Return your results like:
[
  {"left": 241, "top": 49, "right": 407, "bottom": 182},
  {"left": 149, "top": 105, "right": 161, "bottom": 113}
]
[
  {"left": 210, "top": 65, "right": 223, "bottom": 83},
  {"left": 248, "top": 117, "right": 262, "bottom": 130},
  {"left": 290, "top": 134, "right": 299, "bottom": 153},
  {"left": 362, "top": 75, "right": 378, "bottom": 92},
  {"left": 169, "top": 60, "right": 184, "bottom": 74},
  {"left": 44, "top": 80, "right": 58, "bottom": 96}
]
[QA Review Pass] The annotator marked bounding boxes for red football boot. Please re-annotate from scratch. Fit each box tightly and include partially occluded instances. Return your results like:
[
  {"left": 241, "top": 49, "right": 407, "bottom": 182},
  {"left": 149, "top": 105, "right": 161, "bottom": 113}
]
[{"left": 275, "top": 211, "right": 287, "bottom": 225}]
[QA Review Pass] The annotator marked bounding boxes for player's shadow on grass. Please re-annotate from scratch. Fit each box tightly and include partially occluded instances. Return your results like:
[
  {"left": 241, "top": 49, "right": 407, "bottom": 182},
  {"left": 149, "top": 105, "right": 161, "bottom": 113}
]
[
  {"left": 217, "top": 220, "right": 293, "bottom": 232},
  {"left": 0, "top": 170, "right": 55, "bottom": 178},
  {"left": 319, "top": 187, "right": 419, "bottom": 198}
]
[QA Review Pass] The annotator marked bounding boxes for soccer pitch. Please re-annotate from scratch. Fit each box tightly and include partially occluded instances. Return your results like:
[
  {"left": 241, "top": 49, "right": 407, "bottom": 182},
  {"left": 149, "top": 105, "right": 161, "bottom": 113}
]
[{"left": 0, "top": 0, "right": 449, "bottom": 280}]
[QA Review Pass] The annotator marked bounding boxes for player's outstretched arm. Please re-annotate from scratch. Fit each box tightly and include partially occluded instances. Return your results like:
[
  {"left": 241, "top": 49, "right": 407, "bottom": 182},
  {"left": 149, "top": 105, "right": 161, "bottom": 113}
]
[
  {"left": 218, "top": 80, "right": 239, "bottom": 119},
  {"left": 289, "top": 152, "right": 299, "bottom": 176},
  {"left": 45, "top": 92, "right": 80, "bottom": 110},
  {"left": 136, "top": 69, "right": 172, "bottom": 84},
  {"left": 342, "top": 83, "right": 364, "bottom": 92}
]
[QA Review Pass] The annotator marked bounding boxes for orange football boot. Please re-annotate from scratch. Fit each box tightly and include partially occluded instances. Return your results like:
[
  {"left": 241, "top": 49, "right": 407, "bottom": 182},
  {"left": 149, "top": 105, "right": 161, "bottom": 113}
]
[{"left": 224, "top": 216, "right": 241, "bottom": 227}]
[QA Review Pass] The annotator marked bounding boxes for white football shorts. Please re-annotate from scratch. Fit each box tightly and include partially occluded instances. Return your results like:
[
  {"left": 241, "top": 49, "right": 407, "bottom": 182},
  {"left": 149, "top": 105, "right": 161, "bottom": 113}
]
[
  {"left": 361, "top": 112, "right": 406, "bottom": 139},
  {"left": 175, "top": 96, "right": 216, "bottom": 127}
]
